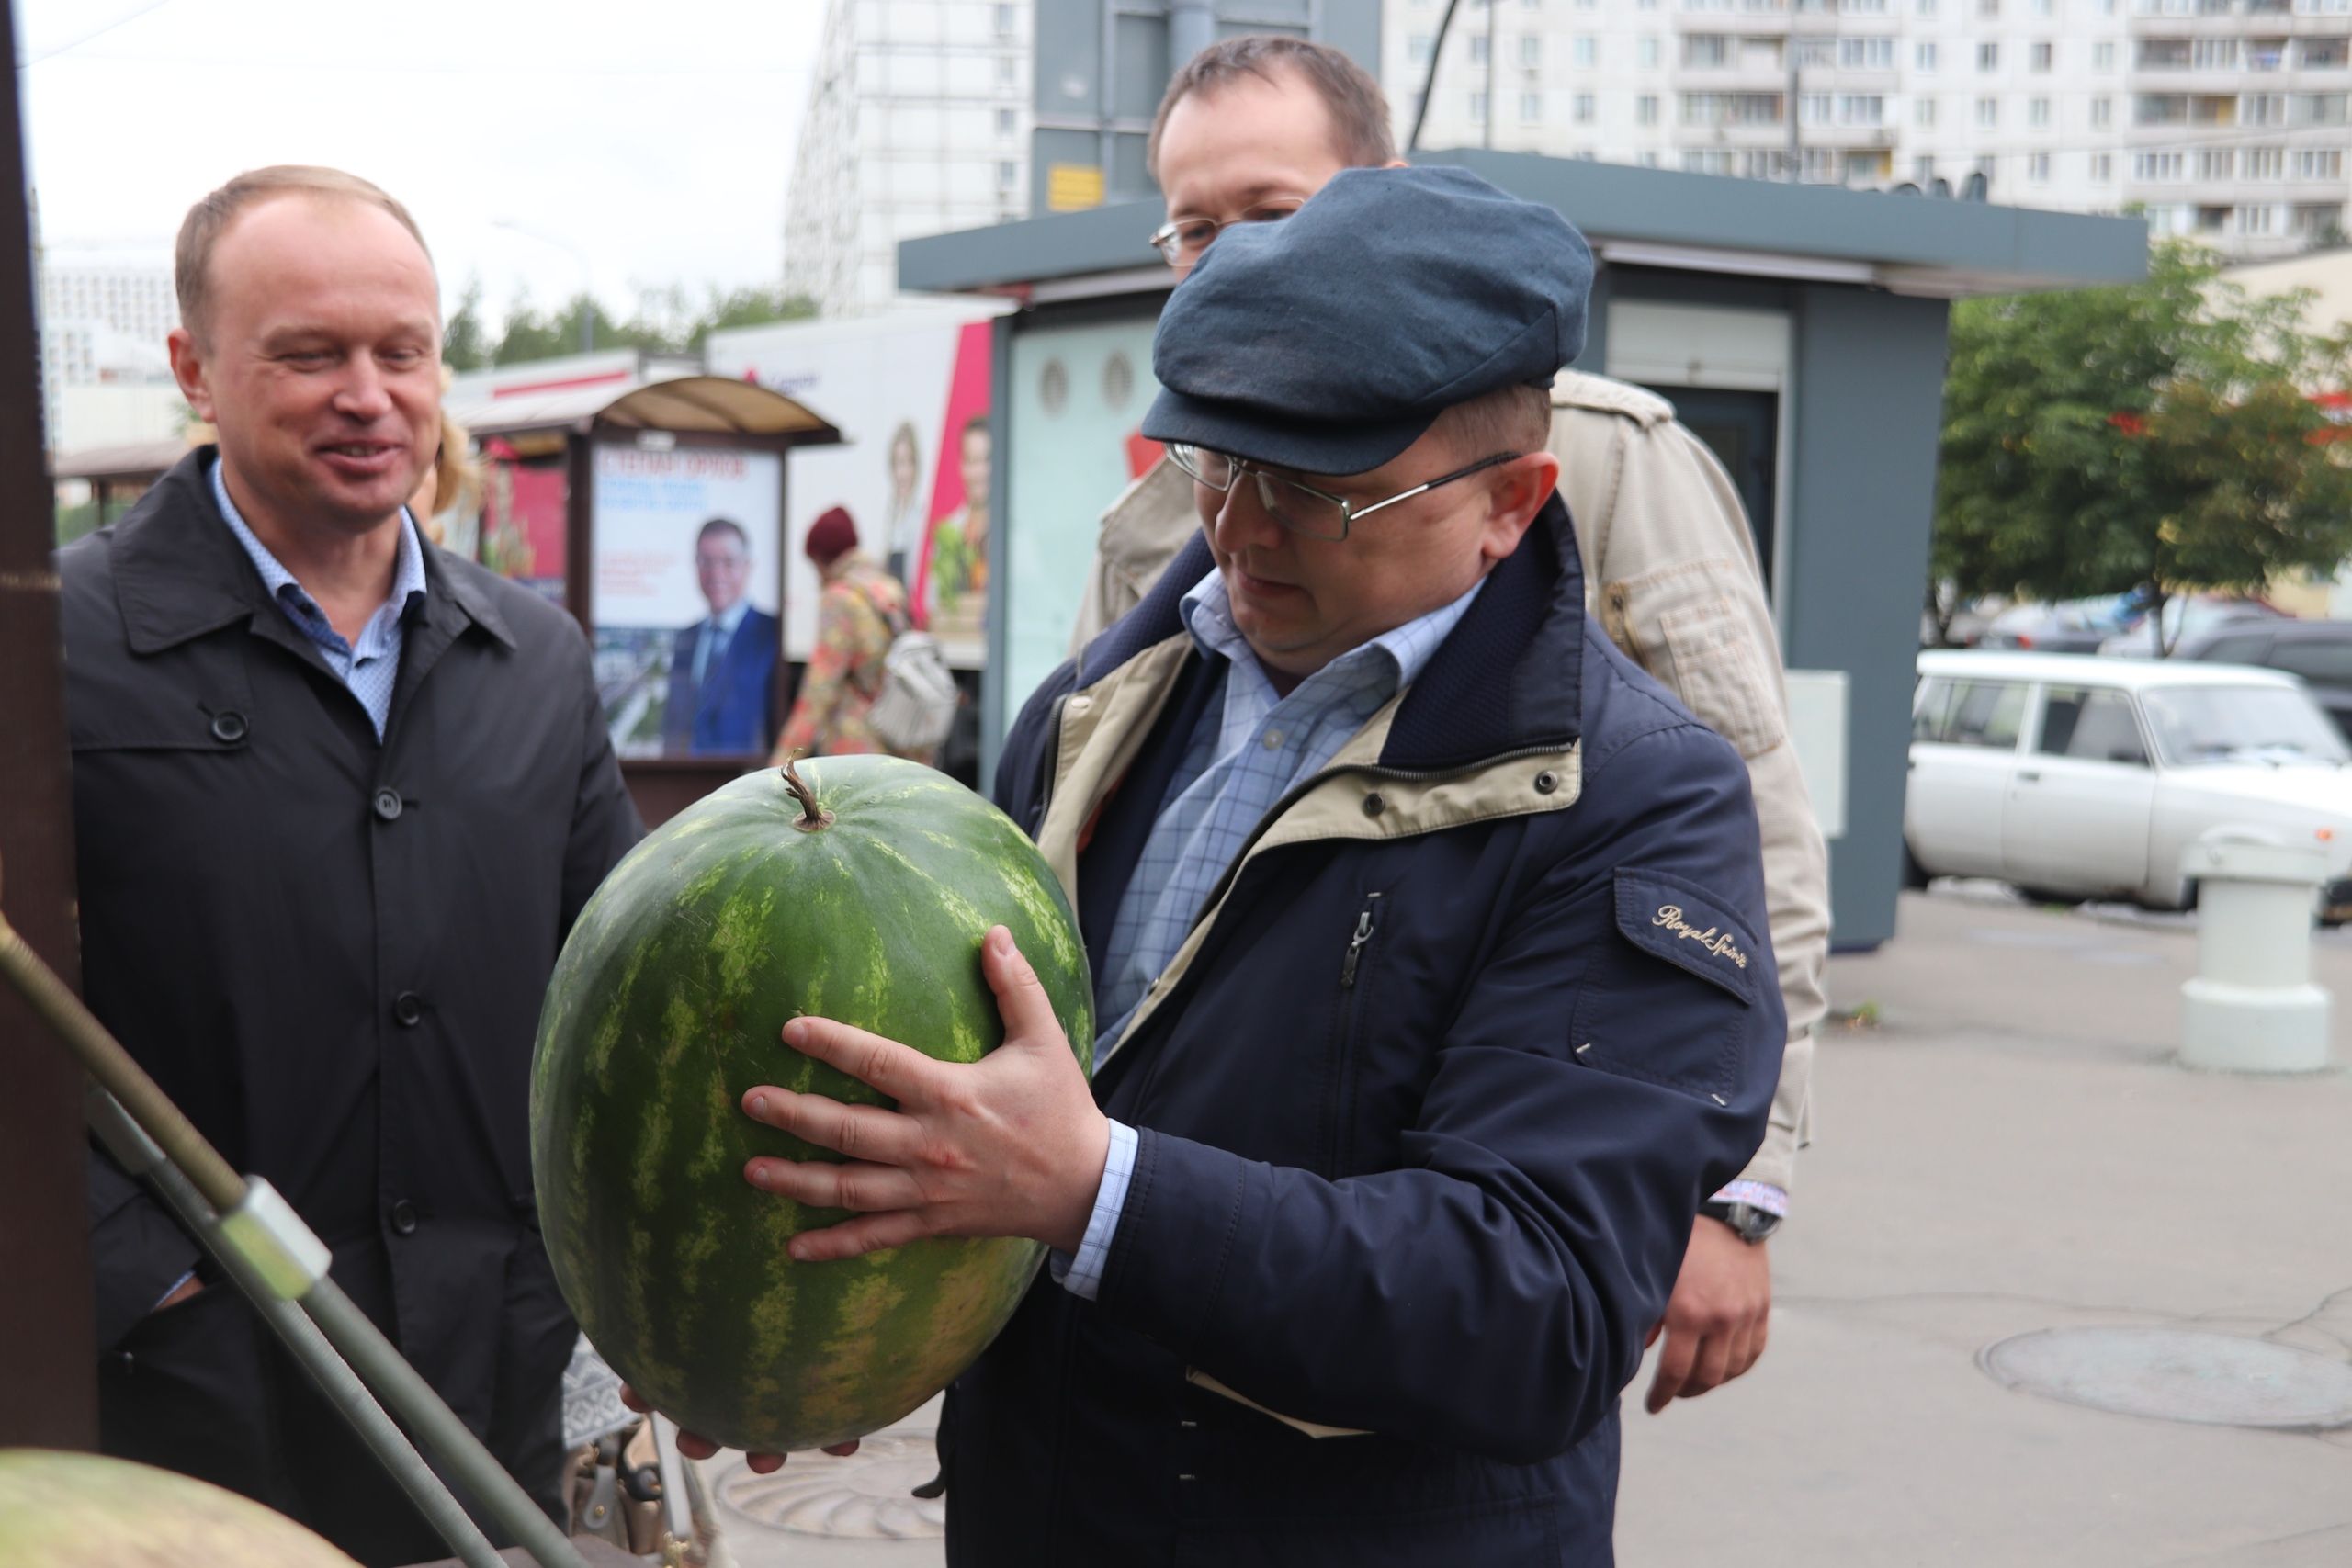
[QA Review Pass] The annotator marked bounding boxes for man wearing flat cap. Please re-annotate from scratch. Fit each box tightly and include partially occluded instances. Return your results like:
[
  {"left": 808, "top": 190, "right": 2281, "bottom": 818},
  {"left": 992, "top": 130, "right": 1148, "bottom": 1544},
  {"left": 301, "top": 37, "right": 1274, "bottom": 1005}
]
[{"left": 672, "top": 165, "right": 1785, "bottom": 1563}]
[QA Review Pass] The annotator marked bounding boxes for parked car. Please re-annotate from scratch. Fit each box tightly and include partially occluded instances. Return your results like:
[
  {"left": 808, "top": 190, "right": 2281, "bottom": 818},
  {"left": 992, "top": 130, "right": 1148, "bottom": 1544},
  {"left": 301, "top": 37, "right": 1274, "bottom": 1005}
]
[
  {"left": 1972, "top": 593, "right": 2147, "bottom": 653},
  {"left": 2171, "top": 619, "right": 2352, "bottom": 743},
  {"left": 1906, "top": 650, "right": 2352, "bottom": 920},
  {"left": 2096, "top": 594, "right": 2290, "bottom": 659}
]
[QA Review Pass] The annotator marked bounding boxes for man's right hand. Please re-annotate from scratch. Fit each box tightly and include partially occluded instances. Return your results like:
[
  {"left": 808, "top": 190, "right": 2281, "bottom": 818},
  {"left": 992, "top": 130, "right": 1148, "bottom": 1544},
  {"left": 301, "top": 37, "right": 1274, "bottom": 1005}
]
[{"left": 616, "top": 1384, "right": 860, "bottom": 1474}]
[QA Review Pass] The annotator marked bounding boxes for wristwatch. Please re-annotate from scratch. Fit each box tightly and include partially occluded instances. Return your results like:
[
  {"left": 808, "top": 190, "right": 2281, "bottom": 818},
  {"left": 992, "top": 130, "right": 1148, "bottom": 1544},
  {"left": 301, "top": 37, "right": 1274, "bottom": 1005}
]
[{"left": 1699, "top": 1199, "right": 1781, "bottom": 1245}]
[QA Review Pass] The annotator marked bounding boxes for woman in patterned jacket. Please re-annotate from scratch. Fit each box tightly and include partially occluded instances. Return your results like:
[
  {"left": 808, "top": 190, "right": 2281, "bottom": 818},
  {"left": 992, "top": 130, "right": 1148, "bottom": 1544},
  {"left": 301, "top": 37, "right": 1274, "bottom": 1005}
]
[{"left": 771, "top": 506, "right": 935, "bottom": 764}]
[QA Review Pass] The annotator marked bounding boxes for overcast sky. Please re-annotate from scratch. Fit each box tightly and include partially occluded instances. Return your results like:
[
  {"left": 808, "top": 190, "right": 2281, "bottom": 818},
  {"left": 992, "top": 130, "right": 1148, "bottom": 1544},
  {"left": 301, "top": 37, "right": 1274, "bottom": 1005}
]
[{"left": 17, "top": 0, "right": 822, "bottom": 329}]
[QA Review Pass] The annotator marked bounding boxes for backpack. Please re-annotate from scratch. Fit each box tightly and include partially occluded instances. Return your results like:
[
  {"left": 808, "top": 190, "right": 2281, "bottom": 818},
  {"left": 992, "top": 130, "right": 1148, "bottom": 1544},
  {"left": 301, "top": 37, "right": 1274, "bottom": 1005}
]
[{"left": 856, "top": 578, "right": 961, "bottom": 756}]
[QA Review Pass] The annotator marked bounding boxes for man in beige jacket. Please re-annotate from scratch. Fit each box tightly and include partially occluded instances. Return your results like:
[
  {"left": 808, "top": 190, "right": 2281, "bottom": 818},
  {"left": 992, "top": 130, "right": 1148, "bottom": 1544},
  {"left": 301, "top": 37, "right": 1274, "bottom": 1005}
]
[{"left": 1067, "top": 35, "right": 1831, "bottom": 1413}]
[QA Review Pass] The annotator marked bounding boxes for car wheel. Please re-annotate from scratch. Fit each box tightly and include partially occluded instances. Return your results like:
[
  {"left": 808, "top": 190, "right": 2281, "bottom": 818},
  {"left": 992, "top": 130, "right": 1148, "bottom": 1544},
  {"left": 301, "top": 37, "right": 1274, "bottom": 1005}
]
[
  {"left": 2013, "top": 886, "right": 2084, "bottom": 908},
  {"left": 1901, "top": 840, "right": 1931, "bottom": 892}
]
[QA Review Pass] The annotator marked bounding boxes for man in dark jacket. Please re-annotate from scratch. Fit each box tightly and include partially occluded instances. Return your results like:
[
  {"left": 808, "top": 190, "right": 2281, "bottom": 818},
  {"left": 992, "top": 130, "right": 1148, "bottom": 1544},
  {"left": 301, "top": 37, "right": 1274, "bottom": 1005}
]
[
  {"left": 669, "top": 167, "right": 1783, "bottom": 1562},
  {"left": 62, "top": 164, "right": 640, "bottom": 1566}
]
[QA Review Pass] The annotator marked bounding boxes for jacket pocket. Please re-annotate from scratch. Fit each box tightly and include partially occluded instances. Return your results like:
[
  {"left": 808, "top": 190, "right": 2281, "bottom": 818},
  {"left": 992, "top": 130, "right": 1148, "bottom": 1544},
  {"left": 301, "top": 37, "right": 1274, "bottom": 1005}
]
[
  {"left": 1606, "top": 555, "right": 1786, "bottom": 762},
  {"left": 1567, "top": 867, "right": 1760, "bottom": 1103}
]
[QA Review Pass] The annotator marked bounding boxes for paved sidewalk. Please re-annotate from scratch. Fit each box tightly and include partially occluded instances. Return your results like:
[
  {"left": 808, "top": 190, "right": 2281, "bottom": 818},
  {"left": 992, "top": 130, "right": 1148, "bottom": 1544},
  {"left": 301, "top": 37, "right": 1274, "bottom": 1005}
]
[
  {"left": 1618, "top": 889, "right": 2352, "bottom": 1566},
  {"left": 704, "top": 889, "right": 2350, "bottom": 1565}
]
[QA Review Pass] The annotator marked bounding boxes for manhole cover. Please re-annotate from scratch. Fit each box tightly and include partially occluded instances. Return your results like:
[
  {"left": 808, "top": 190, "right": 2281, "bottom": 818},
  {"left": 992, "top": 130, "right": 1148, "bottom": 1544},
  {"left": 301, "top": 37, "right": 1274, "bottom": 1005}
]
[{"left": 1981, "top": 1326, "right": 2352, "bottom": 1430}]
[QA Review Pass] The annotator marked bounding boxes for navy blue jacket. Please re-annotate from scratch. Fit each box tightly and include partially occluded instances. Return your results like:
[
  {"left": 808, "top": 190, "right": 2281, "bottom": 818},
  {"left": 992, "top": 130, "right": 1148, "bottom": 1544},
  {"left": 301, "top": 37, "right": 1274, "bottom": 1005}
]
[
  {"left": 662, "top": 605, "right": 779, "bottom": 755},
  {"left": 947, "top": 495, "right": 1784, "bottom": 1565}
]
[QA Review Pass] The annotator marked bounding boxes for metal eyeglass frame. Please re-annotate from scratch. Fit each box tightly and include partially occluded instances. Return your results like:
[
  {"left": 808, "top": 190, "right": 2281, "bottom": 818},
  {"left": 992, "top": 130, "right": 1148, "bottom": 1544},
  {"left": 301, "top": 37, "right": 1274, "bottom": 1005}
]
[
  {"left": 1167, "top": 443, "right": 1522, "bottom": 542},
  {"left": 1147, "top": 198, "right": 1309, "bottom": 266}
]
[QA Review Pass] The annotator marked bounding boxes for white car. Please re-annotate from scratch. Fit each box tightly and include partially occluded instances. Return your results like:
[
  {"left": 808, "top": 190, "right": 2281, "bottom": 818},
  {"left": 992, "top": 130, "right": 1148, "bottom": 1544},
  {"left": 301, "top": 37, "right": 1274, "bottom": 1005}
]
[{"left": 1906, "top": 650, "right": 2352, "bottom": 919}]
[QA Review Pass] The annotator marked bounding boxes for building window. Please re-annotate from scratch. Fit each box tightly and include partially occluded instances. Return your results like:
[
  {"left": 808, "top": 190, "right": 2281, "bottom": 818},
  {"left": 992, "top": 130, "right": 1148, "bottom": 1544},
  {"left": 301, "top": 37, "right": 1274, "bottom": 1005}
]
[
  {"left": 2301, "top": 38, "right": 2349, "bottom": 69},
  {"left": 1917, "top": 40, "right": 1938, "bottom": 69},
  {"left": 1685, "top": 33, "right": 1732, "bottom": 66},
  {"left": 2191, "top": 39, "right": 2238, "bottom": 68},
  {"left": 995, "top": 107, "right": 1015, "bottom": 136},
  {"left": 993, "top": 2, "right": 1014, "bottom": 37},
  {"left": 1978, "top": 0, "right": 1998, "bottom": 13},
  {"left": 996, "top": 160, "right": 1018, "bottom": 187},
  {"left": 2245, "top": 146, "right": 2285, "bottom": 178},
  {"left": 1409, "top": 33, "right": 1435, "bottom": 63},
  {"left": 2293, "top": 201, "right": 2343, "bottom": 233},
  {"left": 2094, "top": 41, "right": 2115, "bottom": 70},
  {"left": 1978, "top": 41, "right": 1999, "bottom": 71},
  {"left": 2030, "top": 96, "right": 2051, "bottom": 126},
  {"left": 1914, "top": 154, "right": 1937, "bottom": 182},
  {"left": 1917, "top": 95, "right": 1938, "bottom": 125},
  {"left": 2092, "top": 152, "right": 2113, "bottom": 180},
  {"left": 2030, "top": 152, "right": 2052, "bottom": 180},
  {"left": 1802, "top": 91, "right": 1833, "bottom": 123},
  {"left": 1840, "top": 37, "right": 1894, "bottom": 68},
  {"left": 2240, "top": 204, "right": 2278, "bottom": 234},
  {"left": 1977, "top": 95, "right": 1999, "bottom": 125},
  {"left": 1471, "top": 34, "right": 1490, "bottom": 64},
  {"left": 2133, "top": 150, "right": 2186, "bottom": 181},
  {"left": 1524, "top": 91, "right": 1547, "bottom": 119},
  {"left": 2198, "top": 148, "right": 2233, "bottom": 179},
  {"left": 1521, "top": 34, "right": 1544, "bottom": 64},
  {"left": 1637, "top": 93, "right": 1660, "bottom": 123},
  {"left": 1577, "top": 91, "right": 1598, "bottom": 118},
  {"left": 2031, "top": 41, "right": 2054, "bottom": 71},
  {"left": 1640, "top": 35, "right": 1662, "bottom": 66},
  {"left": 2297, "top": 147, "right": 2344, "bottom": 177},
  {"left": 1469, "top": 90, "right": 1489, "bottom": 120},
  {"left": 2091, "top": 96, "right": 2111, "bottom": 127},
  {"left": 1575, "top": 35, "right": 1598, "bottom": 65},
  {"left": 1838, "top": 93, "right": 1886, "bottom": 122}
]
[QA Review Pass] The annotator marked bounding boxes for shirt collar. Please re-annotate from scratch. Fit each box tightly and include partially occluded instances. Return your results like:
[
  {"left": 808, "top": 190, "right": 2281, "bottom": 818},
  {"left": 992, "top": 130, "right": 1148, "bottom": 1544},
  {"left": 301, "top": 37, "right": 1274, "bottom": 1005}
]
[
  {"left": 209, "top": 457, "right": 429, "bottom": 624},
  {"left": 709, "top": 598, "right": 752, "bottom": 637},
  {"left": 1177, "top": 565, "right": 1486, "bottom": 700}
]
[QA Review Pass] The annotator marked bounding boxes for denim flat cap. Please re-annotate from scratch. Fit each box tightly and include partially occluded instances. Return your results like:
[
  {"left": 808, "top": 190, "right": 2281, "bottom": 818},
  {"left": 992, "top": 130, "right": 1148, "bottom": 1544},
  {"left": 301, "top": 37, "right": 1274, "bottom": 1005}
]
[{"left": 1141, "top": 164, "right": 1593, "bottom": 477}]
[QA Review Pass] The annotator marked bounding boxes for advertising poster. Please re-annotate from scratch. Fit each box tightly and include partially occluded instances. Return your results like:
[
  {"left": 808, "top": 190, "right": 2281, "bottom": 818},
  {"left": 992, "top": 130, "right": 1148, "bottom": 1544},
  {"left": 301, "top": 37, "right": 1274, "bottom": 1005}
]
[
  {"left": 706, "top": 308, "right": 1003, "bottom": 670},
  {"left": 589, "top": 444, "right": 784, "bottom": 760},
  {"left": 476, "top": 446, "right": 570, "bottom": 604}
]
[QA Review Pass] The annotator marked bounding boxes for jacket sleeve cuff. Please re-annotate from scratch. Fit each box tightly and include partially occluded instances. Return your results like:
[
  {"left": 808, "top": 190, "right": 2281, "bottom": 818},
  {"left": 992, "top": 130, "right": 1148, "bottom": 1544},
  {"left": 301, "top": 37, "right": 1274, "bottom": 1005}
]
[{"left": 1093, "top": 1126, "right": 1255, "bottom": 1355}]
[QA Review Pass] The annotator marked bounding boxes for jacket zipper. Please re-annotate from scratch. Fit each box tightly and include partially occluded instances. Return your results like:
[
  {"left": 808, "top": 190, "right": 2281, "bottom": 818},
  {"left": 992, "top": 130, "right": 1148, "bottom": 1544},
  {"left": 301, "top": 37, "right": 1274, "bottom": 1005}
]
[{"left": 1340, "top": 895, "right": 1381, "bottom": 988}]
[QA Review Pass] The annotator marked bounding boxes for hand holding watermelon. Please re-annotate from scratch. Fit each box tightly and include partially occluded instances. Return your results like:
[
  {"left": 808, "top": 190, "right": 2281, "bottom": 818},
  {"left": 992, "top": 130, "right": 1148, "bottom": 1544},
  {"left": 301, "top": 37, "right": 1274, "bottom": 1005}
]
[{"left": 739, "top": 924, "right": 1112, "bottom": 1261}]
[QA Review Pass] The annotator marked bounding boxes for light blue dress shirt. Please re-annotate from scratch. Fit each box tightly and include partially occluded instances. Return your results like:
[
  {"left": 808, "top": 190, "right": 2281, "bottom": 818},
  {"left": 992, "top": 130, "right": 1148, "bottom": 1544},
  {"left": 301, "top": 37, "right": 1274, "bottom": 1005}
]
[
  {"left": 1054, "top": 567, "right": 1485, "bottom": 1301},
  {"left": 210, "top": 459, "right": 427, "bottom": 740},
  {"left": 693, "top": 599, "right": 752, "bottom": 685}
]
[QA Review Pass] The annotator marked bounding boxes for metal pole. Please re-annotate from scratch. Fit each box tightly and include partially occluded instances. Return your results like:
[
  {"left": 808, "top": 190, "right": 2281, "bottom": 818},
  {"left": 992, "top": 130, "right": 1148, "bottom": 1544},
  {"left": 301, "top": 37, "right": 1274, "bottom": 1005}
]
[
  {"left": 1407, "top": 0, "right": 1465, "bottom": 153},
  {"left": 0, "top": 907, "right": 589, "bottom": 1568},
  {"left": 1484, "top": 0, "right": 1498, "bottom": 150},
  {"left": 86, "top": 1090, "right": 505, "bottom": 1568},
  {"left": 0, "top": 0, "right": 98, "bottom": 1452}
]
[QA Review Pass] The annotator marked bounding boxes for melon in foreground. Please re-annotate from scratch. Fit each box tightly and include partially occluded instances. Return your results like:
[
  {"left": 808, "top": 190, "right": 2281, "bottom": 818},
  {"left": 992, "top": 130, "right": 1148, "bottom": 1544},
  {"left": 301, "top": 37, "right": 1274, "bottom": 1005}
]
[
  {"left": 0, "top": 1450, "right": 361, "bottom": 1568},
  {"left": 531, "top": 755, "right": 1094, "bottom": 1455}
]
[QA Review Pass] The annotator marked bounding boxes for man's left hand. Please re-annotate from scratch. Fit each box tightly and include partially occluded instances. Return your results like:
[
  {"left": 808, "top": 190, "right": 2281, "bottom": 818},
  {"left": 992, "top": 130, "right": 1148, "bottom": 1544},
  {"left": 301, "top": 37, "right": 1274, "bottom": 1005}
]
[
  {"left": 739, "top": 925, "right": 1110, "bottom": 1261},
  {"left": 1642, "top": 1215, "right": 1770, "bottom": 1413}
]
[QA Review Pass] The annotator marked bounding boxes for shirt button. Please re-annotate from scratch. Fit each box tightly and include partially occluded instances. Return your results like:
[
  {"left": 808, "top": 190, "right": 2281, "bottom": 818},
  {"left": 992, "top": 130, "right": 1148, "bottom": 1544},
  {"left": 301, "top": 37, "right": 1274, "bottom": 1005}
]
[
  {"left": 389, "top": 1200, "right": 418, "bottom": 1236},
  {"left": 392, "top": 992, "right": 424, "bottom": 1028},
  {"left": 209, "top": 710, "right": 248, "bottom": 744},
  {"left": 1261, "top": 730, "right": 1284, "bottom": 750},
  {"left": 372, "top": 786, "right": 403, "bottom": 822}
]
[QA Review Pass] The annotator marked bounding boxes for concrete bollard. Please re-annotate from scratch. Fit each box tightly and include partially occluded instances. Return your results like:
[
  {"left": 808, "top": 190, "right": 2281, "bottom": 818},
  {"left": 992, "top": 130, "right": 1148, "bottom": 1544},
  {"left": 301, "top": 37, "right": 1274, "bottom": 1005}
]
[{"left": 2179, "top": 827, "right": 2334, "bottom": 1074}]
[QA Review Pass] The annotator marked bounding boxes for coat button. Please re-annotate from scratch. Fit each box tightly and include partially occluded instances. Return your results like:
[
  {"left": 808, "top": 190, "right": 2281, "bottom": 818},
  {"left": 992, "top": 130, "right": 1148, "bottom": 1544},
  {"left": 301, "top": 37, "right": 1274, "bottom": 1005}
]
[
  {"left": 392, "top": 992, "right": 424, "bottom": 1028},
  {"left": 372, "top": 787, "right": 403, "bottom": 822},
  {"left": 390, "top": 1200, "right": 418, "bottom": 1235},
  {"left": 1534, "top": 770, "right": 1560, "bottom": 795},
  {"left": 209, "top": 710, "right": 248, "bottom": 744},
  {"left": 1362, "top": 792, "right": 1386, "bottom": 818}
]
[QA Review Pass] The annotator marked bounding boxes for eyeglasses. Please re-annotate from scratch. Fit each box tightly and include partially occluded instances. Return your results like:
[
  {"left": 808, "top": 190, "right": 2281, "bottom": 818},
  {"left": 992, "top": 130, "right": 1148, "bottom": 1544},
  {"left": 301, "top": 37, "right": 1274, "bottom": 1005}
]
[
  {"left": 1147, "top": 198, "right": 1309, "bottom": 267},
  {"left": 1167, "top": 444, "right": 1522, "bottom": 542}
]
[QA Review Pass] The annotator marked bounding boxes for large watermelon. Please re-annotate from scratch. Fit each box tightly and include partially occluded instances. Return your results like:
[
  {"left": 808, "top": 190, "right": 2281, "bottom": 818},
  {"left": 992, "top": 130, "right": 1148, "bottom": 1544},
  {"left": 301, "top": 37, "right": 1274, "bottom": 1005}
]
[
  {"left": 0, "top": 1450, "right": 361, "bottom": 1566},
  {"left": 530, "top": 755, "right": 1093, "bottom": 1455}
]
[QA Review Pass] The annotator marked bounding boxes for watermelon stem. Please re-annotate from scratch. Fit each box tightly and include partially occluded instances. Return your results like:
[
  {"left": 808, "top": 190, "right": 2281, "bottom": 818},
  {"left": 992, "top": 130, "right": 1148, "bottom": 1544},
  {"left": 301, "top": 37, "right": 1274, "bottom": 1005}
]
[{"left": 779, "top": 754, "right": 836, "bottom": 832}]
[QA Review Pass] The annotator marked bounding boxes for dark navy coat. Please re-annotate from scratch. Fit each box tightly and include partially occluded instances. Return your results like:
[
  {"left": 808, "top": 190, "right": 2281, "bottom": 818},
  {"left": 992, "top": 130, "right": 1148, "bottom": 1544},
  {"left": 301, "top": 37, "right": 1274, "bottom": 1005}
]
[{"left": 946, "top": 493, "right": 1785, "bottom": 1566}]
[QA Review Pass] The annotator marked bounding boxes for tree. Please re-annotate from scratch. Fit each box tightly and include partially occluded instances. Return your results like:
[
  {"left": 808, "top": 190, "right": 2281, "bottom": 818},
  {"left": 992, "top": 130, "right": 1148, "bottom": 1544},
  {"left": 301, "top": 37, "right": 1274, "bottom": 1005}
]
[
  {"left": 1932, "top": 240, "right": 2352, "bottom": 649},
  {"left": 482, "top": 283, "right": 820, "bottom": 367},
  {"left": 443, "top": 275, "right": 492, "bottom": 371},
  {"left": 683, "top": 284, "right": 818, "bottom": 349}
]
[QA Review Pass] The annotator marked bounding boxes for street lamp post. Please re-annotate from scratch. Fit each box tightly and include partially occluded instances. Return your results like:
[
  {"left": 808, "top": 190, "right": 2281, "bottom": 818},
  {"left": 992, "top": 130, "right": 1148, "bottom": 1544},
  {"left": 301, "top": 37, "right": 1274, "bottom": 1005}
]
[{"left": 492, "top": 219, "right": 595, "bottom": 355}]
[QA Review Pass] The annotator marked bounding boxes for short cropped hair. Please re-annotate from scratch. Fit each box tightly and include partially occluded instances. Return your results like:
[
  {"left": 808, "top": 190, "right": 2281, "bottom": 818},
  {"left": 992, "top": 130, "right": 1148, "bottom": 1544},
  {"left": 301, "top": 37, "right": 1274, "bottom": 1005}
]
[
  {"left": 1146, "top": 36, "right": 1396, "bottom": 184},
  {"left": 176, "top": 165, "right": 433, "bottom": 343},
  {"left": 1434, "top": 385, "right": 1555, "bottom": 465},
  {"left": 697, "top": 517, "right": 752, "bottom": 554}
]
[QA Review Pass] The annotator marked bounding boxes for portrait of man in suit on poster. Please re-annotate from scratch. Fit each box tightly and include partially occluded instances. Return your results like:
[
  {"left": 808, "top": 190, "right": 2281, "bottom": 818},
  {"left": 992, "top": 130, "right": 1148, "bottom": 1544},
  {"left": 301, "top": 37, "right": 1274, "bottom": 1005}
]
[{"left": 662, "top": 515, "right": 779, "bottom": 756}]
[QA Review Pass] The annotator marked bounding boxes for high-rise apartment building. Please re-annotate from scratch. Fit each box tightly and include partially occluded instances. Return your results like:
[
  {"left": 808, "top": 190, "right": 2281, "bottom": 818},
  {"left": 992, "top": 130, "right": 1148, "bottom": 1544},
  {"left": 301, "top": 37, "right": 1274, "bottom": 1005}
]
[
  {"left": 786, "top": 0, "right": 1036, "bottom": 315},
  {"left": 1386, "top": 0, "right": 2352, "bottom": 257},
  {"left": 36, "top": 248, "right": 181, "bottom": 454}
]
